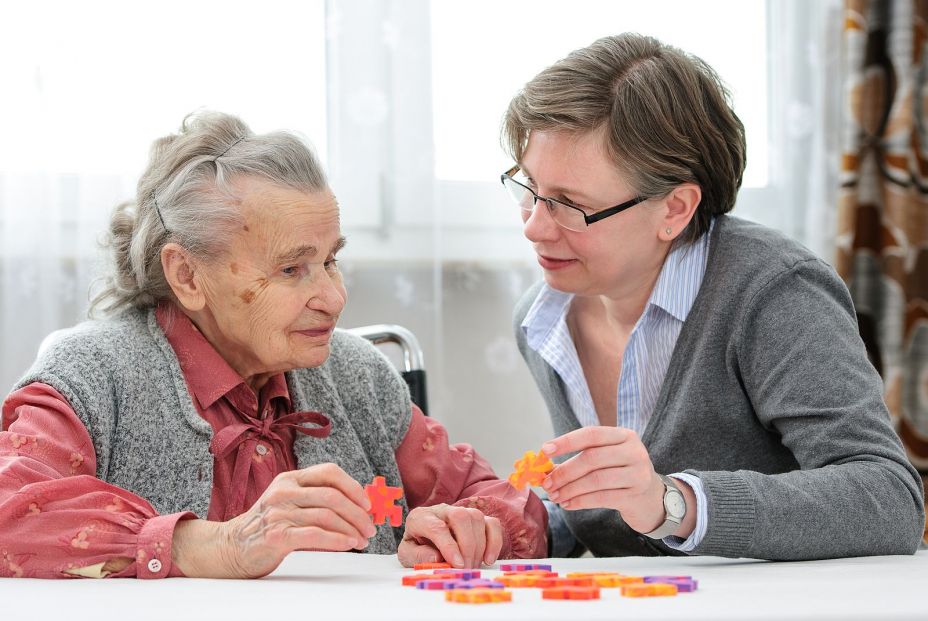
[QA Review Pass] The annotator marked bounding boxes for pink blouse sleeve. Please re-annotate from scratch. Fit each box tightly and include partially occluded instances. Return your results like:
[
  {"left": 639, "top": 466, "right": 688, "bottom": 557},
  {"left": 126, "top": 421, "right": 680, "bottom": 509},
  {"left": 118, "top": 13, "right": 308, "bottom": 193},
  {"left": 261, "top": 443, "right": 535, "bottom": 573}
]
[
  {"left": 0, "top": 383, "right": 194, "bottom": 579},
  {"left": 395, "top": 405, "right": 548, "bottom": 559}
]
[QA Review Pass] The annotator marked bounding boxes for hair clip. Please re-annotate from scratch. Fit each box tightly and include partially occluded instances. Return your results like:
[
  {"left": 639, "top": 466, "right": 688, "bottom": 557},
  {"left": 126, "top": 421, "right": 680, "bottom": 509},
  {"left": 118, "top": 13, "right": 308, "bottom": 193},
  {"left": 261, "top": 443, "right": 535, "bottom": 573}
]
[
  {"left": 151, "top": 190, "right": 168, "bottom": 231},
  {"left": 215, "top": 135, "right": 246, "bottom": 160}
]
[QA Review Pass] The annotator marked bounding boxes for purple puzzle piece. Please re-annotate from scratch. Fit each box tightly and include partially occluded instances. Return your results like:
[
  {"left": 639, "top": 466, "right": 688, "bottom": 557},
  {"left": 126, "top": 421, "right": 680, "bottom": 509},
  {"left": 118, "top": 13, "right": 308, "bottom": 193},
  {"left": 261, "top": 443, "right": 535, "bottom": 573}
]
[
  {"left": 445, "top": 579, "right": 506, "bottom": 590},
  {"left": 499, "top": 563, "right": 553, "bottom": 572},
  {"left": 433, "top": 569, "right": 482, "bottom": 580},
  {"left": 416, "top": 579, "right": 456, "bottom": 590},
  {"left": 643, "top": 576, "right": 698, "bottom": 592}
]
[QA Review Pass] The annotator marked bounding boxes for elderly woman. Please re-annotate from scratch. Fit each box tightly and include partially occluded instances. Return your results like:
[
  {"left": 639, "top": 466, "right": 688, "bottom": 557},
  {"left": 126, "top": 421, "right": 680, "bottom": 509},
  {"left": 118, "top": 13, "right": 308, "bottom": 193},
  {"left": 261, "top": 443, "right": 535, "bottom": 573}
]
[
  {"left": 0, "top": 112, "right": 546, "bottom": 579},
  {"left": 502, "top": 33, "right": 925, "bottom": 559}
]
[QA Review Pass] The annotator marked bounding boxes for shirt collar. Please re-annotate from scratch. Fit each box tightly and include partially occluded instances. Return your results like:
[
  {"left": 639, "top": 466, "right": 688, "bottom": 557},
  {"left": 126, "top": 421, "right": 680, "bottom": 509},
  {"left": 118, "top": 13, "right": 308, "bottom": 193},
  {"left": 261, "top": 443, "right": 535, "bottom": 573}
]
[
  {"left": 521, "top": 284, "right": 574, "bottom": 351},
  {"left": 155, "top": 302, "right": 291, "bottom": 412},
  {"left": 646, "top": 225, "right": 712, "bottom": 323}
]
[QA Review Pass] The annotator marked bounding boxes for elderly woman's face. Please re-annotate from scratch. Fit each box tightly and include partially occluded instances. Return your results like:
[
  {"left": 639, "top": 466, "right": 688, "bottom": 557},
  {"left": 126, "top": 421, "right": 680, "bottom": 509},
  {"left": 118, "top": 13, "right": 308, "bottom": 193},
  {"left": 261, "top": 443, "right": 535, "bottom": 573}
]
[{"left": 197, "top": 177, "right": 347, "bottom": 378}]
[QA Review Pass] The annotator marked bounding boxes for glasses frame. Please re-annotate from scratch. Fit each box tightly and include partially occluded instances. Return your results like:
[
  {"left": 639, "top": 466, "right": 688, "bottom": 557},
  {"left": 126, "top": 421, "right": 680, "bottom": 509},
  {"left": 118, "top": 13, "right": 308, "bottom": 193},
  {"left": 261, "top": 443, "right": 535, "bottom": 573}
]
[{"left": 500, "top": 165, "right": 646, "bottom": 230}]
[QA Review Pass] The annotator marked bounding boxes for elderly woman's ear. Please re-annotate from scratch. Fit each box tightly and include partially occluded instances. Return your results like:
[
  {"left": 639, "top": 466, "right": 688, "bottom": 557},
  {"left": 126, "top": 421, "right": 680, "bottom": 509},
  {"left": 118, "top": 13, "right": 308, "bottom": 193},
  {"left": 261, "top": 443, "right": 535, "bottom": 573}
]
[{"left": 161, "top": 243, "right": 207, "bottom": 312}]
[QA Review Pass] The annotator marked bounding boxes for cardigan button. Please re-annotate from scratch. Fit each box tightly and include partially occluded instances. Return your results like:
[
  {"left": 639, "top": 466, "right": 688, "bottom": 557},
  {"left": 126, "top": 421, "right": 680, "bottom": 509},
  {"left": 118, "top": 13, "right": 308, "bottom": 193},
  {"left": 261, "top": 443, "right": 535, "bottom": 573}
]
[
  {"left": 147, "top": 558, "right": 163, "bottom": 574},
  {"left": 256, "top": 444, "right": 269, "bottom": 456}
]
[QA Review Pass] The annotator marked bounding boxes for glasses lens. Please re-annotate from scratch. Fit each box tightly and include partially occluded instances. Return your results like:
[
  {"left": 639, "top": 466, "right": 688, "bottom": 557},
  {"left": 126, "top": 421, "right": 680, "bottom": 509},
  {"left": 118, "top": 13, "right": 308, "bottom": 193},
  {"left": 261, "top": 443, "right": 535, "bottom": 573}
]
[
  {"left": 550, "top": 203, "right": 587, "bottom": 232},
  {"left": 501, "top": 171, "right": 589, "bottom": 232},
  {"left": 502, "top": 176, "right": 534, "bottom": 213}
]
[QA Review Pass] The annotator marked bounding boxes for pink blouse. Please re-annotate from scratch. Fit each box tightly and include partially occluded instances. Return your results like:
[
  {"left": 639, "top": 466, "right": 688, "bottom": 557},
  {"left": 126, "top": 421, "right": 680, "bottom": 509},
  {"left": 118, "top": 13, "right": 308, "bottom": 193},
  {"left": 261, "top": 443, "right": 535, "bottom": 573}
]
[{"left": 0, "top": 306, "right": 547, "bottom": 579}]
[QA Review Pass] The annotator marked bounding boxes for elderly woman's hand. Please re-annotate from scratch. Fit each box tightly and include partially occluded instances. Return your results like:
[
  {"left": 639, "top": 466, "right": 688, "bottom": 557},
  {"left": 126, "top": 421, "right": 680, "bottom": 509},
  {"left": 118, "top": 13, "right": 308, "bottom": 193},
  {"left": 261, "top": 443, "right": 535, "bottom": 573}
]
[
  {"left": 173, "top": 463, "right": 376, "bottom": 578},
  {"left": 397, "top": 504, "right": 503, "bottom": 569},
  {"left": 540, "top": 426, "right": 672, "bottom": 535}
]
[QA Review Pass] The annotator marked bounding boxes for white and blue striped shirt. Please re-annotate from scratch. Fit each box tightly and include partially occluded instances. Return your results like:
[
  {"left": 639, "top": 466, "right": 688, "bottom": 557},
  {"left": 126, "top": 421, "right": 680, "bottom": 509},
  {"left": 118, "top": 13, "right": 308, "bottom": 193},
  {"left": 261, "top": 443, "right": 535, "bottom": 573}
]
[{"left": 522, "top": 223, "right": 714, "bottom": 554}]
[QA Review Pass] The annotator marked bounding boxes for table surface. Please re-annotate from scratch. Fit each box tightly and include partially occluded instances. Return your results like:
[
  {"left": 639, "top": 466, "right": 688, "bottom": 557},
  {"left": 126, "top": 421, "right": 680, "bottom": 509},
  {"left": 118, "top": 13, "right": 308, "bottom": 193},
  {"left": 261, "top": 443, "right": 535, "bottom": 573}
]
[{"left": 3, "top": 550, "right": 927, "bottom": 621}]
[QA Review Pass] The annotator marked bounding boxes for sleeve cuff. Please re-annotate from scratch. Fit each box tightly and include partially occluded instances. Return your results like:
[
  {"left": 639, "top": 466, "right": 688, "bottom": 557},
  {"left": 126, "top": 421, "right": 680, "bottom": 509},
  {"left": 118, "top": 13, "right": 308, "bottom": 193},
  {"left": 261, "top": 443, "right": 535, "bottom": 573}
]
[
  {"left": 136, "top": 512, "right": 196, "bottom": 579},
  {"left": 661, "top": 472, "right": 709, "bottom": 553},
  {"left": 689, "top": 470, "right": 756, "bottom": 557}
]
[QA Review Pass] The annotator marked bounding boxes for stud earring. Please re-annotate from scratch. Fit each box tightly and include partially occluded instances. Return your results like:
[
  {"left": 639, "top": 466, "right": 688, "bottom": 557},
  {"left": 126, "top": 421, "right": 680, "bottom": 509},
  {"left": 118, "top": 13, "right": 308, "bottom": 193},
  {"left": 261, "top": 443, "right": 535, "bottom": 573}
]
[{"left": 665, "top": 227, "right": 672, "bottom": 235}]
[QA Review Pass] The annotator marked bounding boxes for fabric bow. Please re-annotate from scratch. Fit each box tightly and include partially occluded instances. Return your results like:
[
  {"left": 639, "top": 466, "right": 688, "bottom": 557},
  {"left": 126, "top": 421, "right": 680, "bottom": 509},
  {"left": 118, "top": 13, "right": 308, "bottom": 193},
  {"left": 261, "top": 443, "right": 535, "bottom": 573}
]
[{"left": 210, "top": 410, "right": 332, "bottom": 520}]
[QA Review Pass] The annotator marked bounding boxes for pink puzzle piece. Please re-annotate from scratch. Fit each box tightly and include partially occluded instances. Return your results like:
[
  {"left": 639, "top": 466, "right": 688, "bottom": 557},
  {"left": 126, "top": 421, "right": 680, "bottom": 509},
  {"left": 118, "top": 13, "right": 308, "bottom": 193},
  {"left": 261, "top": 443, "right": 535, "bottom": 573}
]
[{"left": 365, "top": 476, "right": 403, "bottom": 526}]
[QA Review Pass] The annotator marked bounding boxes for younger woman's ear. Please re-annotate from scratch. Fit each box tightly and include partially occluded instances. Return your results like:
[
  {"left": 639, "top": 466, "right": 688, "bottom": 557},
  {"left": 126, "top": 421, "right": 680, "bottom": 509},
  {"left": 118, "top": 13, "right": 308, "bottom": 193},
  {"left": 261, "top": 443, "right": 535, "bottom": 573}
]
[
  {"left": 660, "top": 183, "right": 702, "bottom": 241},
  {"left": 161, "top": 243, "right": 206, "bottom": 312}
]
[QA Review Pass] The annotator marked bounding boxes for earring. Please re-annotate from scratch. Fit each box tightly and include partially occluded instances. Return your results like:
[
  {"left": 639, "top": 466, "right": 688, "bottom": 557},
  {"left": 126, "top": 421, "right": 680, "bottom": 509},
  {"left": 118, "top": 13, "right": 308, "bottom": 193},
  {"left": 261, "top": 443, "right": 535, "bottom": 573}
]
[{"left": 665, "top": 227, "right": 672, "bottom": 235}]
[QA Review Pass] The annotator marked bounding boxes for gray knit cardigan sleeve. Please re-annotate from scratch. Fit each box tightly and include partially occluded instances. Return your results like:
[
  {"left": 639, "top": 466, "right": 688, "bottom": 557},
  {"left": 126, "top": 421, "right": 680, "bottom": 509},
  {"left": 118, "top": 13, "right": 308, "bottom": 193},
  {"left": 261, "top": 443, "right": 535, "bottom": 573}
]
[{"left": 692, "top": 256, "right": 924, "bottom": 559}]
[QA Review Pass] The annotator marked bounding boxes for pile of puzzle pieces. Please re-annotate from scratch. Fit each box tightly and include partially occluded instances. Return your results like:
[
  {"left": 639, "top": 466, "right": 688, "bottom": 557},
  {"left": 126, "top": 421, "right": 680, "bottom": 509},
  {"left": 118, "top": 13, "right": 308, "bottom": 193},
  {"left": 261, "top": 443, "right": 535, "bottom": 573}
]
[{"left": 402, "top": 562, "right": 699, "bottom": 604}]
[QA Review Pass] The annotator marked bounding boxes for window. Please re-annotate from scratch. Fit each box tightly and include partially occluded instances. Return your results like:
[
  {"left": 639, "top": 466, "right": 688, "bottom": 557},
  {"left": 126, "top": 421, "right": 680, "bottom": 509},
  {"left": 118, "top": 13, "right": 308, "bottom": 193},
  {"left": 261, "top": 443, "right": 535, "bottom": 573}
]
[
  {"left": 2, "top": 1, "right": 824, "bottom": 261},
  {"left": 424, "top": 0, "right": 771, "bottom": 260},
  {"left": 431, "top": 0, "right": 768, "bottom": 187},
  {"left": 0, "top": 0, "right": 327, "bottom": 255}
]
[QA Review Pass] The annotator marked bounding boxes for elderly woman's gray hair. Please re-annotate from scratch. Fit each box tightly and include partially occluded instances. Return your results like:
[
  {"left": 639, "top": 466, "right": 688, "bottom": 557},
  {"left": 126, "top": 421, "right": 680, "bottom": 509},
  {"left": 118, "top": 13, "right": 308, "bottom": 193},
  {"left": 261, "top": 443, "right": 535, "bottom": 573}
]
[{"left": 91, "top": 111, "right": 328, "bottom": 315}]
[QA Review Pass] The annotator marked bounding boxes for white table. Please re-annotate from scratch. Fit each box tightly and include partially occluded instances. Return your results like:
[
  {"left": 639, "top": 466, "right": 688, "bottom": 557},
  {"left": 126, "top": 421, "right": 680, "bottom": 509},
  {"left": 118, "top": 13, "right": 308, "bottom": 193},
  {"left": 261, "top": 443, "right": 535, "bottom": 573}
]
[{"left": 3, "top": 551, "right": 927, "bottom": 620}]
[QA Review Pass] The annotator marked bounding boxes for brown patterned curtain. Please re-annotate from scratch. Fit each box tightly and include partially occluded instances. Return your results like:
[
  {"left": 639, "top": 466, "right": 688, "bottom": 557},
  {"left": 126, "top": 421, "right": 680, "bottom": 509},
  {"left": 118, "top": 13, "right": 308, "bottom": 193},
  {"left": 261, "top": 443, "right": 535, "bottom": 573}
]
[{"left": 839, "top": 0, "right": 928, "bottom": 543}]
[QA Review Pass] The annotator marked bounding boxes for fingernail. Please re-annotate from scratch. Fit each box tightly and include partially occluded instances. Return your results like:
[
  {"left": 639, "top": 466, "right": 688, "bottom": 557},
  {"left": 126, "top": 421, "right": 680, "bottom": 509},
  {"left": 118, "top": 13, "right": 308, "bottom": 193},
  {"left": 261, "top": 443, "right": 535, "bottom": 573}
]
[
  {"left": 453, "top": 554, "right": 464, "bottom": 567},
  {"left": 548, "top": 491, "right": 559, "bottom": 501},
  {"left": 561, "top": 500, "right": 570, "bottom": 508},
  {"left": 541, "top": 442, "right": 556, "bottom": 455}
]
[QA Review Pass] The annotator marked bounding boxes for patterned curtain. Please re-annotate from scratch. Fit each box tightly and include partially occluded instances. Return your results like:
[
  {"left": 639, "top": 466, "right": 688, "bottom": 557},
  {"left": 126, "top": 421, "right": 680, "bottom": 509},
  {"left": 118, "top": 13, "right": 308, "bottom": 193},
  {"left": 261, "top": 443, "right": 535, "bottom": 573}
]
[{"left": 839, "top": 0, "right": 928, "bottom": 543}]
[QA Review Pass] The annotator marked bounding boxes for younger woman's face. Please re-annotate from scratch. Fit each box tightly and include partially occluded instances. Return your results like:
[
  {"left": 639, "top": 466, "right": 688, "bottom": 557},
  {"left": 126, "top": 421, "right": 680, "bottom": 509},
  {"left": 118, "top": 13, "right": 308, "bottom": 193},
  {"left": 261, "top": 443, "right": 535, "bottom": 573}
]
[{"left": 519, "top": 128, "right": 669, "bottom": 300}]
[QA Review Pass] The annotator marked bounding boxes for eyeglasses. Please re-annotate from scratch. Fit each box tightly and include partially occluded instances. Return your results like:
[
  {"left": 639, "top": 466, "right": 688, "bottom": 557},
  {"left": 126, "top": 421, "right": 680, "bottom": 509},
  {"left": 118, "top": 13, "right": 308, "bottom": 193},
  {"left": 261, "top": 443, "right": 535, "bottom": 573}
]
[{"left": 500, "top": 165, "right": 646, "bottom": 232}]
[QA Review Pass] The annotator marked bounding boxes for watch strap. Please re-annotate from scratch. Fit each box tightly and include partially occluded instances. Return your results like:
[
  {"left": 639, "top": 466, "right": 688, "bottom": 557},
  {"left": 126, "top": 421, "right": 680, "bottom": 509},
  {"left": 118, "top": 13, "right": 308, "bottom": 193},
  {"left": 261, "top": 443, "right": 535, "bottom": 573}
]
[{"left": 643, "top": 475, "right": 684, "bottom": 539}]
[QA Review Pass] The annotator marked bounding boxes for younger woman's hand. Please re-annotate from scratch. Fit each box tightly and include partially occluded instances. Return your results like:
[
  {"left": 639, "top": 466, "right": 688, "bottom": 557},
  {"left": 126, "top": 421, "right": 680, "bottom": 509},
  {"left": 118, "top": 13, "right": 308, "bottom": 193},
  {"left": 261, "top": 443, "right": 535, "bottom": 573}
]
[{"left": 540, "top": 426, "right": 667, "bottom": 534}]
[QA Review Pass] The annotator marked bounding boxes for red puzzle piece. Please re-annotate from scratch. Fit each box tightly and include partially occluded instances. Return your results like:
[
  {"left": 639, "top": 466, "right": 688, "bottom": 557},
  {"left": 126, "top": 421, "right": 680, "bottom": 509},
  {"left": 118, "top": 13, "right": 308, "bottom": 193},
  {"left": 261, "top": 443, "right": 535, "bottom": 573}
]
[
  {"left": 365, "top": 476, "right": 403, "bottom": 526},
  {"left": 507, "top": 450, "right": 554, "bottom": 489}
]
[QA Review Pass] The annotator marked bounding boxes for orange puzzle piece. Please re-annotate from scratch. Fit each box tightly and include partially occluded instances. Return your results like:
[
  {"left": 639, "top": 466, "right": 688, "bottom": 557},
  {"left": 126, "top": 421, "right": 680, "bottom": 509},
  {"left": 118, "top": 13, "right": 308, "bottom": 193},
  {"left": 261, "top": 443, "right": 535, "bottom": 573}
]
[
  {"left": 413, "top": 562, "right": 451, "bottom": 570},
  {"left": 445, "top": 588, "right": 513, "bottom": 604},
  {"left": 567, "top": 572, "right": 642, "bottom": 587},
  {"left": 401, "top": 573, "right": 457, "bottom": 586},
  {"left": 502, "top": 569, "right": 558, "bottom": 578},
  {"left": 542, "top": 586, "right": 601, "bottom": 600},
  {"left": 365, "top": 476, "right": 403, "bottom": 526},
  {"left": 507, "top": 450, "right": 554, "bottom": 489},
  {"left": 535, "top": 576, "right": 594, "bottom": 588},
  {"left": 621, "top": 582, "right": 678, "bottom": 597},
  {"left": 497, "top": 574, "right": 544, "bottom": 588}
]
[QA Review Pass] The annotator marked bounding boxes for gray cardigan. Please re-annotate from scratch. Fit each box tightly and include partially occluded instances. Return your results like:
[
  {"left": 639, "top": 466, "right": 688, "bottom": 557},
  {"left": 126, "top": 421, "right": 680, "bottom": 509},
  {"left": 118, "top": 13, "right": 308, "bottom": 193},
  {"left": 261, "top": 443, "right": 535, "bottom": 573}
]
[
  {"left": 15, "top": 308, "right": 412, "bottom": 554},
  {"left": 514, "top": 216, "right": 925, "bottom": 560}
]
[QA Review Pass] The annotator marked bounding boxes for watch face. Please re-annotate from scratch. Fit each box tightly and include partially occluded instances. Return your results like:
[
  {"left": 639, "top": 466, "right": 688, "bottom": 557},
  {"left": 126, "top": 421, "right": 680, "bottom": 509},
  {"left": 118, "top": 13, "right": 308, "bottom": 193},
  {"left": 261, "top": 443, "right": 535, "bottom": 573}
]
[{"left": 665, "top": 491, "right": 686, "bottom": 518}]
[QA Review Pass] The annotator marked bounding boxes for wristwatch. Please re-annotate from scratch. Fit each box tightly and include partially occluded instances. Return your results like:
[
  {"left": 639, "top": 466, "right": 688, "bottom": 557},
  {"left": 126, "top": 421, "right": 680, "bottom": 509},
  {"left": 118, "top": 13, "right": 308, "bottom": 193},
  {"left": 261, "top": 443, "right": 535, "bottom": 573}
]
[{"left": 643, "top": 474, "right": 687, "bottom": 539}]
